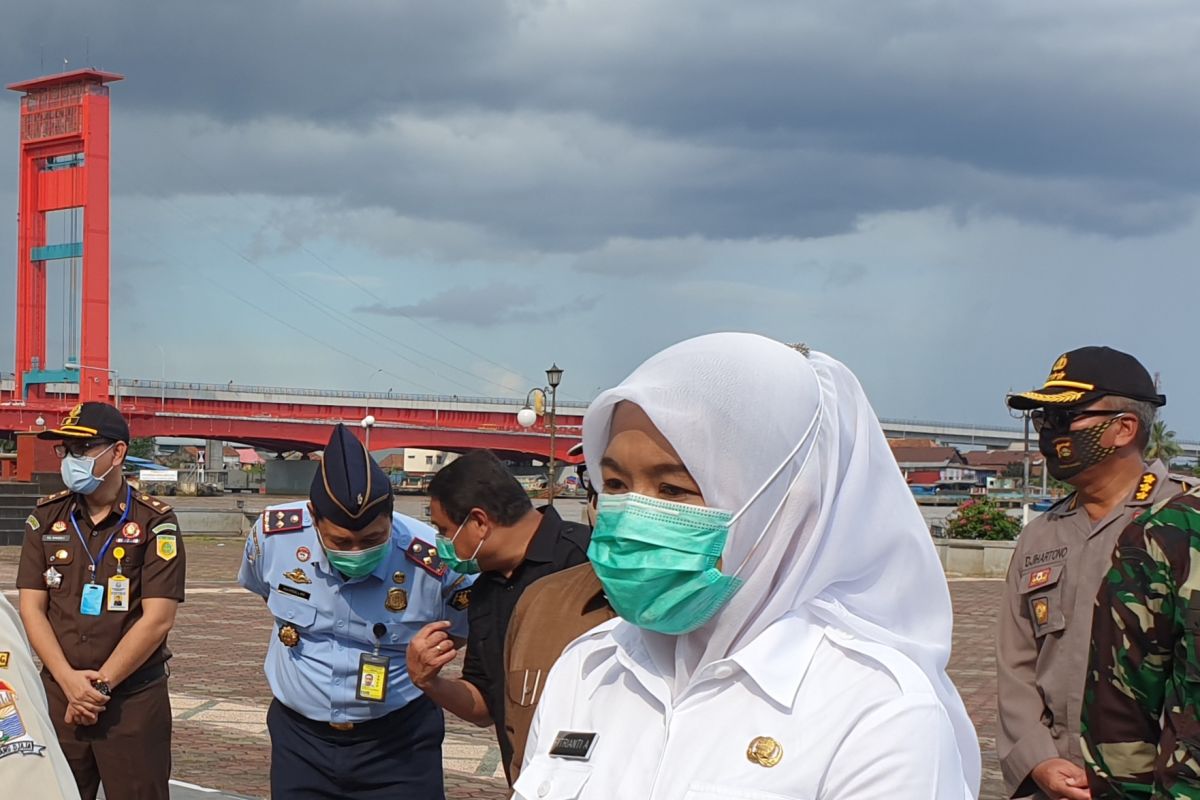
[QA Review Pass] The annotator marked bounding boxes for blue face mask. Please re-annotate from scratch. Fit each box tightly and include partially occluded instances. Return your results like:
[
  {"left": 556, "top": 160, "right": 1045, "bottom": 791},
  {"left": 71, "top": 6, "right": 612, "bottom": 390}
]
[
  {"left": 588, "top": 493, "right": 743, "bottom": 635},
  {"left": 60, "top": 444, "right": 116, "bottom": 495},
  {"left": 436, "top": 518, "right": 484, "bottom": 575}
]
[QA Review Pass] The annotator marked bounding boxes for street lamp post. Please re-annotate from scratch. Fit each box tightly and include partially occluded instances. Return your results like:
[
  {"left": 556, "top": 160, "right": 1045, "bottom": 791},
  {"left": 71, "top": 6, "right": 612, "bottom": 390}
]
[
  {"left": 517, "top": 363, "right": 564, "bottom": 506},
  {"left": 361, "top": 415, "right": 376, "bottom": 451},
  {"left": 64, "top": 361, "right": 119, "bottom": 410}
]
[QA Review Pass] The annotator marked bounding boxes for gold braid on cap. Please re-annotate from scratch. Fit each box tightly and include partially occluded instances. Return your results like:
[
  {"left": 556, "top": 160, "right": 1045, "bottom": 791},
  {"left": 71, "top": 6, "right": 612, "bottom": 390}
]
[{"left": 320, "top": 434, "right": 389, "bottom": 520}]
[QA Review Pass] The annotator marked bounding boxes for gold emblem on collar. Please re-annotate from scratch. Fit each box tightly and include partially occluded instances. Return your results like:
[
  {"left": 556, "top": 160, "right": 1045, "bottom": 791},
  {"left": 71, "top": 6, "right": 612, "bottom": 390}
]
[
  {"left": 283, "top": 568, "right": 312, "bottom": 585},
  {"left": 747, "top": 736, "right": 783, "bottom": 767},
  {"left": 1135, "top": 472, "right": 1157, "bottom": 502}
]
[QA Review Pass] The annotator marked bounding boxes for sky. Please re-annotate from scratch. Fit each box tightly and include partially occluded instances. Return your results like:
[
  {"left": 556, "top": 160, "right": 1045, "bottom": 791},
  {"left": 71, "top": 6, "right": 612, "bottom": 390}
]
[{"left": 0, "top": 1, "right": 1198, "bottom": 436}]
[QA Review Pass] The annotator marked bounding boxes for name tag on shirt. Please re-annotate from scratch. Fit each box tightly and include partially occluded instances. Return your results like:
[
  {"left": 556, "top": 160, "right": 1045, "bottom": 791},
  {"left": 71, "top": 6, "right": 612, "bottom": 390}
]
[
  {"left": 107, "top": 575, "right": 130, "bottom": 612},
  {"left": 550, "top": 731, "right": 598, "bottom": 761},
  {"left": 356, "top": 654, "right": 390, "bottom": 703},
  {"left": 80, "top": 583, "right": 104, "bottom": 616}
]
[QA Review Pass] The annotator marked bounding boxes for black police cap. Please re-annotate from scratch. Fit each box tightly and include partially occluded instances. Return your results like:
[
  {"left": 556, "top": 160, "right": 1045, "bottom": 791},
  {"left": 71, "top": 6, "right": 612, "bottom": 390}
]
[
  {"left": 310, "top": 423, "right": 392, "bottom": 531},
  {"left": 37, "top": 402, "right": 130, "bottom": 443},
  {"left": 1007, "top": 346, "right": 1165, "bottom": 411}
]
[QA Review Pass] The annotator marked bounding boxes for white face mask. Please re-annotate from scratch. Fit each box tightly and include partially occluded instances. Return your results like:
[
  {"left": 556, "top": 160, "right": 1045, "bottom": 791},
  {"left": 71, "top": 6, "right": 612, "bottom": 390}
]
[{"left": 60, "top": 443, "right": 116, "bottom": 495}]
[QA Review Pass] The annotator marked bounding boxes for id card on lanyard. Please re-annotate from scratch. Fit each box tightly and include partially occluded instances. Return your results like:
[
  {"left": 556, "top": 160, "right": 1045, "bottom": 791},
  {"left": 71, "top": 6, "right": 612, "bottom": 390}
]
[{"left": 72, "top": 486, "right": 132, "bottom": 617}]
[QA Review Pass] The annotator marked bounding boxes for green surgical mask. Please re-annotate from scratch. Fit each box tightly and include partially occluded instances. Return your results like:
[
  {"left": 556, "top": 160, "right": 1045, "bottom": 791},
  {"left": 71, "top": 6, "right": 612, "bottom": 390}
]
[
  {"left": 436, "top": 518, "right": 484, "bottom": 575},
  {"left": 588, "top": 493, "right": 743, "bottom": 635},
  {"left": 321, "top": 537, "right": 389, "bottom": 579}
]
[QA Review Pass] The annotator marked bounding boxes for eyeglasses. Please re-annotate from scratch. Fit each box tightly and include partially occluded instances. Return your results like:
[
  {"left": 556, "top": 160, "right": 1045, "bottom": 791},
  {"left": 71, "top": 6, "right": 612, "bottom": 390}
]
[
  {"left": 53, "top": 440, "right": 113, "bottom": 459},
  {"left": 1029, "top": 409, "right": 1125, "bottom": 433}
]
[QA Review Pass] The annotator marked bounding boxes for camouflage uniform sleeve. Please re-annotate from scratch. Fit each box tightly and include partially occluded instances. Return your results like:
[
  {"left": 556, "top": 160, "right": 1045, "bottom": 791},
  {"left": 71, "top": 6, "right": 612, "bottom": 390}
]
[{"left": 1083, "top": 496, "right": 1200, "bottom": 799}]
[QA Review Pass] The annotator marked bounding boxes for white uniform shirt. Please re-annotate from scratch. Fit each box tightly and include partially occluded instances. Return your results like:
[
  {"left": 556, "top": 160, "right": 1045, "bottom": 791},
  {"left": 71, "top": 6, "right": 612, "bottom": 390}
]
[
  {"left": 0, "top": 593, "right": 80, "bottom": 800},
  {"left": 515, "top": 613, "right": 971, "bottom": 800}
]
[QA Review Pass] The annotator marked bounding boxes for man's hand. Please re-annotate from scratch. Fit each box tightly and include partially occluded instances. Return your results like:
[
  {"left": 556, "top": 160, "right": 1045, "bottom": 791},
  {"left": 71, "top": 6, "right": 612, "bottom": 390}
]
[
  {"left": 407, "top": 621, "right": 458, "bottom": 690},
  {"left": 1031, "top": 757, "right": 1091, "bottom": 800},
  {"left": 65, "top": 702, "right": 99, "bottom": 726},
  {"left": 59, "top": 669, "right": 109, "bottom": 714}
]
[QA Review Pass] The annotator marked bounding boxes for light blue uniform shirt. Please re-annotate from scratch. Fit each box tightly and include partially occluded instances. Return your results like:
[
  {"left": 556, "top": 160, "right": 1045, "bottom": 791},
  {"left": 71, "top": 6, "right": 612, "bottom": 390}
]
[{"left": 237, "top": 501, "right": 473, "bottom": 723}]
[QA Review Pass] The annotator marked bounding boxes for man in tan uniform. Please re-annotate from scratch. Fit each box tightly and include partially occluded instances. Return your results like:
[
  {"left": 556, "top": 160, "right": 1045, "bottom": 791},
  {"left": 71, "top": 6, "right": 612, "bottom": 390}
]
[
  {"left": 996, "top": 347, "right": 1190, "bottom": 800},
  {"left": 16, "top": 402, "right": 185, "bottom": 800},
  {"left": 0, "top": 592, "right": 80, "bottom": 799}
]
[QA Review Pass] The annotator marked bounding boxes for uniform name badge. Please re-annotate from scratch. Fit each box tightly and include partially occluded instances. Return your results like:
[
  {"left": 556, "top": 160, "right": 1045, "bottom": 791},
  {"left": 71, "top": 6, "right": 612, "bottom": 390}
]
[
  {"left": 356, "top": 654, "right": 390, "bottom": 703},
  {"left": 107, "top": 575, "right": 130, "bottom": 612},
  {"left": 80, "top": 583, "right": 104, "bottom": 616}
]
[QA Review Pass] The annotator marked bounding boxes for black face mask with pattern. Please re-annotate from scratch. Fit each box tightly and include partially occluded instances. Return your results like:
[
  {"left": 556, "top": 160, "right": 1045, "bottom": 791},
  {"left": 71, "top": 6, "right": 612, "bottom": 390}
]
[{"left": 1038, "top": 417, "right": 1120, "bottom": 482}]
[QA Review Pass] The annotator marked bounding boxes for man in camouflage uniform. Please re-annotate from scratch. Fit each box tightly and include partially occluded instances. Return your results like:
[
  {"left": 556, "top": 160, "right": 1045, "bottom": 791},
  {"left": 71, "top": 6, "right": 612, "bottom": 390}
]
[{"left": 1083, "top": 487, "right": 1200, "bottom": 798}]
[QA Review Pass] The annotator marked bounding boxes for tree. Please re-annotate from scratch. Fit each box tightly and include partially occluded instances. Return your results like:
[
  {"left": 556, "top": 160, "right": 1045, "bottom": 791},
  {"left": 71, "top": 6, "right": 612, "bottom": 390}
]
[
  {"left": 127, "top": 437, "right": 157, "bottom": 460},
  {"left": 1145, "top": 420, "right": 1183, "bottom": 464},
  {"left": 945, "top": 498, "right": 1022, "bottom": 541},
  {"left": 1003, "top": 462, "right": 1026, "bottom": 479}
]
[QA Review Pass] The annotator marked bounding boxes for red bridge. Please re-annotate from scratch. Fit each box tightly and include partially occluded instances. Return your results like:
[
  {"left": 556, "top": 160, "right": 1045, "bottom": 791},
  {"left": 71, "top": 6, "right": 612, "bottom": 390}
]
[{"left": 0, "top": 378, "right": 585, "bottom": 460}]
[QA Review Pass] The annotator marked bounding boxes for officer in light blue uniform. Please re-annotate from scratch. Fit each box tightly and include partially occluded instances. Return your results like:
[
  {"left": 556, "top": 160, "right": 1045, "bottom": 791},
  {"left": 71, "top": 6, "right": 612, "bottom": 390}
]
[{"left": 238, "top": 424, "right": 473, "bottom": 800}]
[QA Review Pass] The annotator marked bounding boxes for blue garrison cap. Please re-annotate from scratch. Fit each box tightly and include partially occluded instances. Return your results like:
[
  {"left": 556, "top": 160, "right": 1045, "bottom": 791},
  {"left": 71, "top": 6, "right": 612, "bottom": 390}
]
[{"left": 310, "top": 424, "right": 393, "bottom": 530}]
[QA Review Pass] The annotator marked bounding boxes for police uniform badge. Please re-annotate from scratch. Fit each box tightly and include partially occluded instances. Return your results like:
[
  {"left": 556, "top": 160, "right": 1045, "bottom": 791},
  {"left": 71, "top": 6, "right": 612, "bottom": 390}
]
[
  {"left": 43, "top": 567, "right": 62, "bottom": 590},
  {"left": 295, "top": 547, "right": 311, "bottom": 563},
  {"left": 51, "top": 521, "right": 67, "bottom": 533},
  {"left": 283, "top": 568, "right": 312, "bottom": 585},
  {"left": 385, "top": 588, "right": 408, "bottom": 612},
  {"left": 24, "top": 515, "right": 38, "bottom": 532},
  {"left": 1027, "top": 568, "right": 1052, "bottom": 589},
  {"left": 0, "top": 653, "right": 8, "bottom": 669},
  {"left": 406, "top": 539, "right": 448, "bottom": 578},
  {"left": 156, "top": 534, "right": 178, "bottom": 561},
  {"left": 1031, "top": 596, "right": 1050, "bottom": 627},
  {"left": 449, "top": 588, "right": 471, "bottom": 611},
  {"left": 278, "top": 624, "right": 300, "bottom": 648},
  {"left": 746, "top": 736, "right": 783, "bottom": 768},
  {"left": 116, "top": 521, "right": 142, "bottom": 545}
]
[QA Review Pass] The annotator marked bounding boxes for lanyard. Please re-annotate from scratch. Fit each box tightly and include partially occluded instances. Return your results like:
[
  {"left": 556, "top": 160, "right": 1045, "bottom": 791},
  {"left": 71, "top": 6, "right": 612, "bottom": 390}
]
[{"left": 70, "top": 484, "right": 132, "bottom": 584}]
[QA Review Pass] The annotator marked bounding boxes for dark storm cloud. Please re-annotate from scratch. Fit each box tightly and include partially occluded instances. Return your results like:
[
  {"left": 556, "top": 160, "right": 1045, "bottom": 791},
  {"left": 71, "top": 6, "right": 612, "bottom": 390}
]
[
  {"left": 4, "top": 0, "right": 1199, "bottom": 251},
  {"left": 356, "top": 283, "right": 598, "bottom": 326}
]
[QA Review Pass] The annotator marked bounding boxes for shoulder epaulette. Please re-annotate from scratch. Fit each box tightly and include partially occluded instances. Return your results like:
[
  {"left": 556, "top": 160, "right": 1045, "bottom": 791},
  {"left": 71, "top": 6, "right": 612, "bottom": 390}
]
[
  {"left": 1168, "top": 473, "right": 1197, "bottom": 492},
  {"left": 1134, "top": 471, "right": 1158, "bottom": 502},
  {"left": 406, "top": 538, "right": 448, "bottom": 578},
  {"left": 134, "top": 492, "right": 173, "bottom": 514},
  {"left": 36, "top": 489, "right": 70, "bottom": 507},
  {"left": 263, "top": 507, "right": 306, "bottom": 535}
]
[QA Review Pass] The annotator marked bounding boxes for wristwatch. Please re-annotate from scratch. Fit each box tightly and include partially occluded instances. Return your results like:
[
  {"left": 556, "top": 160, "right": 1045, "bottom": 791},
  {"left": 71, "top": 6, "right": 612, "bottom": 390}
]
[{"left": 92, "top": 679, "right": 111, "bottom": 697}]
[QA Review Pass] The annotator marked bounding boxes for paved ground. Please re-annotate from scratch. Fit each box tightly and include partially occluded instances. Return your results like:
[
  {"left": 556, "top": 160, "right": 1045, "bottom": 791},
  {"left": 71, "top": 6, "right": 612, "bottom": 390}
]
[{"left": 1, "top": 532, "right": 1006, "bottom": 799}]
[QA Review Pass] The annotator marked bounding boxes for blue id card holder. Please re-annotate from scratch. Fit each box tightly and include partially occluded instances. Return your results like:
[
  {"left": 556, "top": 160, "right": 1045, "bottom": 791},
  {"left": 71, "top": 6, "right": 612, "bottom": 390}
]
[{"left": 80, "top": 583, "right": 104, "bottom": 616}]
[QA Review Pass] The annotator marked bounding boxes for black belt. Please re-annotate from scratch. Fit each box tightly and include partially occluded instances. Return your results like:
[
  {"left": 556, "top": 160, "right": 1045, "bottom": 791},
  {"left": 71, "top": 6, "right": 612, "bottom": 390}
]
[
  {"left": 276, "top": 695, "right": 434, "bottom": 739},
  {"left": 115, "top": 661, "right": 168, "bottom": 695}
]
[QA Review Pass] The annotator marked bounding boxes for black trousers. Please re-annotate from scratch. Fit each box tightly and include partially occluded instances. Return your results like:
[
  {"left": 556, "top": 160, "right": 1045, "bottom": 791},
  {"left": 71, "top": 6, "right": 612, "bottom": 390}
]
[
  {"left": 43, "top": 672, "right": 172, "bottom": 800},
  {"left": 268, "top": 695, "right": 446, "bottom": 800}
]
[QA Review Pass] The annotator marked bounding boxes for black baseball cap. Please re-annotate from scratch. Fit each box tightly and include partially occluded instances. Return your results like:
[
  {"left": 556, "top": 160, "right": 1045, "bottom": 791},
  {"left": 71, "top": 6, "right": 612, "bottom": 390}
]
[
  {"left": 37, "top": 402, "right": 130, "bottom": 443},
  {"left": 1007, "top": 346, "right": 1166, "bottom": 410}
]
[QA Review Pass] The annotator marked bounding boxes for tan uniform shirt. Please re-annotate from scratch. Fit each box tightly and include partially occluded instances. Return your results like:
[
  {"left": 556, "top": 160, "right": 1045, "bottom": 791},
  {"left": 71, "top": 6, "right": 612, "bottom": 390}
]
[
  {"left": 0, "top": 593, "right": 81, "bottom": 799},
  {"left": 14, "top": 484, "right": 186, "bottom": 673},
  {"left": 996, "top": 460, "right": 1188, "bottom": 797},
  {"left": 502, "top": 562, "right": 615, "bottom": 782}
]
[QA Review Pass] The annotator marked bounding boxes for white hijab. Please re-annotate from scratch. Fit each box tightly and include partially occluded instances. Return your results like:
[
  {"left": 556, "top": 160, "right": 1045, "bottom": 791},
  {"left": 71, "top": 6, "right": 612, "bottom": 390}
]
[{"left": 582, "top": 332, "right": 980, "bottom": 794}]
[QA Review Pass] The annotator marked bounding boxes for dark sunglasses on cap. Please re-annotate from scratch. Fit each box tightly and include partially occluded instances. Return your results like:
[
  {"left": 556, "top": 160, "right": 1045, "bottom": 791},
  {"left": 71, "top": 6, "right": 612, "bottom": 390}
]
[
  {"left": 1029, "top": 408, "right": 1127, "bottom": 434},
  {"left": 53, "top": 439, "right": 115, "bottom": 459}
]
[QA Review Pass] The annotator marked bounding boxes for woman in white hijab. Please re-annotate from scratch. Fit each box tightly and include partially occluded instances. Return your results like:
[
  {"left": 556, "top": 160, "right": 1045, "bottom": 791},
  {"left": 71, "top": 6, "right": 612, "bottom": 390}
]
[{"left": 512, "top": 333, "right": 980, "bottom": 800}]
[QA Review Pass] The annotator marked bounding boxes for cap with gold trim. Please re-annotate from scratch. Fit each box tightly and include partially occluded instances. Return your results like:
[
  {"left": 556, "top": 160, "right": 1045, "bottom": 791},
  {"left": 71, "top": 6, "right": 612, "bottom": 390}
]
[
  {"left": 310, "top": 423, "right": 393, "bottom": 531},
  {"left": 1007, "top": 346, "right": 1165, "bottom": 410},
  {"left": 36, "top": 401, "right": 130, "bottom": 442}
]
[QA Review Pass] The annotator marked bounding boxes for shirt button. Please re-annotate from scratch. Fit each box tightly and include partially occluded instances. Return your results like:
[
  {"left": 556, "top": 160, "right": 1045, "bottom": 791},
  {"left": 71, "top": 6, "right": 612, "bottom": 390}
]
[
  {"left": 80, "top": 634, "right": 88, "bottom": 642},
  {"left": 287, "top": 611, "right": 295, "bottom": 619},
  {"left": 538, "top": 781, "right": 551, "bottom": 797},
  {"left": 713, "top": 665, "right": 734, "bottom": 679},
  {"left": 335, "top": 678, "right": 342, "bottom": 686},
  {"left": 336, "top": 621, "right": 345, "bottom": 628}
]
